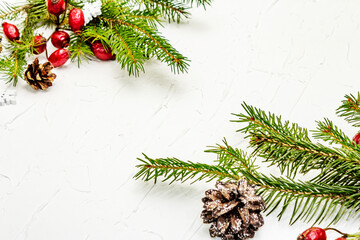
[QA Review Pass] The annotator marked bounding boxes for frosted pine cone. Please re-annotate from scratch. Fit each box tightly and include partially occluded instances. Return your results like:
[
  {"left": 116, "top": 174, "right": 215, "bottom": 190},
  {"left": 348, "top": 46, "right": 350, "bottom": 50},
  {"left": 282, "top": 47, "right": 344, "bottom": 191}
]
[
  {"left": 201, "top": 180, "right": 265, "bottom": 240},
  {"left": 25, "top": 58, "right": 56, "bottom": 90}
]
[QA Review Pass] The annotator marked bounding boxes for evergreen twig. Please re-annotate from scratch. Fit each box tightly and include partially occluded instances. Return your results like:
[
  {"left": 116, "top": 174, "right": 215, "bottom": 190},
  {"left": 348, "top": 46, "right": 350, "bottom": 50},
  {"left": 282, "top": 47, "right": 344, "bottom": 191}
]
[
  {"left": 337, "top": 93, "right": 360, "bottom": 127},
  {"left": 0, "top": 0, "right": 208, "bottom": 85},
  {"left": 135, "top": 93, "right": 360, "bottom": 224}
]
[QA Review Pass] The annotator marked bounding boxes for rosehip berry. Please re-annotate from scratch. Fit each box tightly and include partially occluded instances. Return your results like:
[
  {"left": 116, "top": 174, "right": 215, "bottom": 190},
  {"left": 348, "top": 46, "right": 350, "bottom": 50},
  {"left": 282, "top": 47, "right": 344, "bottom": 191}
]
[
  {"left": 2, "top": 22, "right": 20, "bottom": 41},
  {"left": 335, "top": 238, "right": 346, "bottom": 240},
  {"left": 47, "top": 0, "right": 66, "bottom": 16},
  {"left": 91, "top": 41, "right": 115, "bottom": 61},
  {"left": 33, "top": 35, "right": 47, "bottom": 55},
  {"left": 69, "top": 9, "right": 85, "bottom": 33},
  {"left": 48, "top": 48, "right": 70, "bottom": 68},
  {"left": 353, "top": 132, "right": 360, "bottom": 145},
  {"left": 51, "top": 31, "right": 70, "bottom": 48},
  {"left": 297, "top": 227, "right": 327, "bottom": 240}
]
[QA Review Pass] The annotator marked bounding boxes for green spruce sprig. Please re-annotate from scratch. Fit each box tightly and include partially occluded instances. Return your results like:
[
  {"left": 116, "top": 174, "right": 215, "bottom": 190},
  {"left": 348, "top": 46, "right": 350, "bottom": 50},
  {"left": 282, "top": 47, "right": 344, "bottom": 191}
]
[
  {"left": 0, "top": 0, "right": 210, "bottom": 85},
  {"left": 135, "top": 93, "right": 360, "bottom": 225},
  {"left": 337, "top": 93, "right": 360, "bottom": 127}
]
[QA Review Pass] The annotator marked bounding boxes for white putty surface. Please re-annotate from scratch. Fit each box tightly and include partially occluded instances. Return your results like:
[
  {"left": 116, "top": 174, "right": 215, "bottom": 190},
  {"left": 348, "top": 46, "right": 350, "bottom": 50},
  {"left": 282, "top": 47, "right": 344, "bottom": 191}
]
[{"left": 0, "top": 0, "right": 359, "bottom": 239}]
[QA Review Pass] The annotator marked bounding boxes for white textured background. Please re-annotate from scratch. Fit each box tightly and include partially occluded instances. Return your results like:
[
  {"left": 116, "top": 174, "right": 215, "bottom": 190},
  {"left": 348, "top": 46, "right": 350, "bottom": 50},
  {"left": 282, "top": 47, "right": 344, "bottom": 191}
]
[{"left": 0, "top": 0, "right": 359, "bottom": 239}]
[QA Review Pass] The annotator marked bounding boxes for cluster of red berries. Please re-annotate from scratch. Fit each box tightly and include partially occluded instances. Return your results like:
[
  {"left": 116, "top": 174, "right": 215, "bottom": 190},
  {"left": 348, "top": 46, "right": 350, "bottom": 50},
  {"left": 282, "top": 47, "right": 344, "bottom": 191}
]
[
  {"left": 1, "top": 0, "right": 114, "bottom": 69},
  {"left": 298, "top": 227, "right": 352, "bottom": 240}
]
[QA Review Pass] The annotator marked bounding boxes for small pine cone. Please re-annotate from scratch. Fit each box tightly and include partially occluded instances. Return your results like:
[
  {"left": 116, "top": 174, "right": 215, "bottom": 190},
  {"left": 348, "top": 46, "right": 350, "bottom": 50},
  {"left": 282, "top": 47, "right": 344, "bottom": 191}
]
[
  {"left": 201, "top": 180, "right": 265, "bottom": 240},
  {"left": 0, "top": 36, "right": 2, "bottom": 53},
  {"left": 25, "top": 58, "right": 56, "bottom": 90}
]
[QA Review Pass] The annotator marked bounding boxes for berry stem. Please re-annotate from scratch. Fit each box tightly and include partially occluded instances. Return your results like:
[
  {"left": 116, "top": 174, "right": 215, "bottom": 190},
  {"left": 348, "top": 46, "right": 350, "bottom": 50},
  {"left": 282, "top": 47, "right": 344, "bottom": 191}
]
[
  {"left": 45, "top": 47, "right": 49, "bottom": 60},
  {"left": 324, "top": 228, "right": 348, "bottom": 237},
  {"left": 59, "top": 0, "right": 69, "bottom": 26}
]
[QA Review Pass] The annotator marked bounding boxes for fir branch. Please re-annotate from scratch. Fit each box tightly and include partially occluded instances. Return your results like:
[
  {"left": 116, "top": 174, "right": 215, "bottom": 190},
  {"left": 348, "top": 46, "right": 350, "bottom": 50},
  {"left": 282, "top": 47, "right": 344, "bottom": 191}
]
[
  {"left": 180, "top": 0, "right": 212, "bottom": 7},
  {"left": 0, "top": 0, "right": 207, "bottom": 84},
  {"left": 205, "top": 139, "right": 259, "bottom": 174},
  {"left": 142, "top": 0, "right": 190, "bottom": 23},
  {"left": 251, "top": 173, "right": 360, "bottom": 225},
  {"left": 337, "top": 93, "right": 360, "bottom": 127},
  {"left": 313, "top": 118, "right": 357, "bottom": 151},
  {"left": 0, "top": 50, "right": 27, "bottom": 86},
  {"left": 134, "top": 154, "right": 240, "bottom": 184},
  {"left": 98, "top": 15, "right": 189, "bottom": 74},
  {"left": 0, "top": 3, "right": 28, "bottom": 20},
  {"left": 68, "top": 34, "right": 93, "bottom": 67},
  {"left": 233, "top": 103, "right": 360, "bottom": 181},
  {"left": 135, "top": 145, "right": 360, "bottom": 224},
  {"left": 135, "top": 94, "right": 360, "bottom": 224},
  {"left": 233, "top": 103, "right": 341, "bottom": 176}
]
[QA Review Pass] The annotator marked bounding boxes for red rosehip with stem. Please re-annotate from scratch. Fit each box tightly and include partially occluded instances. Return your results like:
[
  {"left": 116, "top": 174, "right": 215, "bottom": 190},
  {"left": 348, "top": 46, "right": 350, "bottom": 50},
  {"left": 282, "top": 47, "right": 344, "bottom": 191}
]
[
  {"left": 297, "top": 227, "right": 327, "bottom": 240},
  {"left": 69, "top": 8, "right": 85, "bottom": 33},
  {"left": 353, "top": 132, "right": 360, "bottom": 145},
  {"left": 47, "top": 0, "right": 66, "bottom": 16},
  {"left": 2, "top": 22, "right": 20, "bottom": 41},
  {"left": 51, "top": 31, "right": 70, "bottom": 48},
  {"left": 33, "top": 35, "right": 47, "bottom": 55},
  {"left": 91, "top": 41, "right": 115, "bottom": 61},
  {"left": 48, "top": 48, "right": 70, "bottom": 68}
]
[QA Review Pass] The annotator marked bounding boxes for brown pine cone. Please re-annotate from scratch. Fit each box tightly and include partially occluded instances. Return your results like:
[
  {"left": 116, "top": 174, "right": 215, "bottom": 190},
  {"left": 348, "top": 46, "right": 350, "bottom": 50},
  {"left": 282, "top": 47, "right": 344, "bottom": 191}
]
[
  {"left": 201, "top": 180, "right": 265, "bottom": 240},
  {"left": 24, "top": 58, "right": 56, "bottom": 90}
]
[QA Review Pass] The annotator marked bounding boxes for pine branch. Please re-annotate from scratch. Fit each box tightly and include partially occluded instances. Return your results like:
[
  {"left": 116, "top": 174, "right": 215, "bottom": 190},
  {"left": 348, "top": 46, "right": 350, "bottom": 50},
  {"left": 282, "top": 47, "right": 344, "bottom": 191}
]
[
  {"left": 0, "top": 0, "right": 205, "bottom": 84},
  {"left": 135, "top": 93, "right": 360, "bottom": 224},
  {"left": 337, "top": 93, "right": 360, "bottom": 127},
  {"left": 180, "top": 0, "right": 212, "bottom": 7},
  {"left": 251, "top": 172, "right": 360, "bottom": 225},
  {"left": 233, "top": 103, "right": 360, "bottom": 183},
  {"left": 98, "top": 15, "right": 189, "bottom": 74},
  {"left": 313, "top": 118, "right": 357, "bottom": 151},
  {"left": 233, "top": 103, "right": 340, "bottom": 176},
  {"left": 141, "top": 0, "right": 190, "bottom": 23},
  {"left": 135, "top": 144, "right": 360, "bottom": 225},
  {"left": 0, "top": 50, "right": 27, "bottom": 86},
  {"left": 0, "top": 2, "right": 28, "bottom": 20},
  {"left": 68, "top": 34, "right": 93, "bottom": 67},
  {"left": 134, "top": 154, "right": 240, "bottom": 184},
  {"left": 205, "top": 138, "right": 259, "bottom": 174}
]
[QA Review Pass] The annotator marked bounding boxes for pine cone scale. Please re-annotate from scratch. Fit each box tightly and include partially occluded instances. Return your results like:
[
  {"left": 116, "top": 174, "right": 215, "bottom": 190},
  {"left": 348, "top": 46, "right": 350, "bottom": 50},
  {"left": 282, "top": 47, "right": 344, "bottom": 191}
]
[
  {"left": 214, "top": 201, "right": 239, "bottom": 217},
  {"left": 238, "top": 208, "right": 250, "bottom": 226},
  {"left": 230, "top": 213, "right": 242, "bottom": 232},
  {"left": 249, "top": 212, "right": 264, "bottom": 228},
  {"left": 217, "top": 216, "right": 230, "bottom": 235}
]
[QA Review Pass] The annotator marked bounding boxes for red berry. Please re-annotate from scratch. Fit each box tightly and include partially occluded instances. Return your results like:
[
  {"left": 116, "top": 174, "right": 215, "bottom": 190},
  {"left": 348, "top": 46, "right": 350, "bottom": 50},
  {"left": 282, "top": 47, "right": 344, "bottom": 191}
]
[
  {"left": 47, "top": 0, "right": 66, "bottom": 16},
  {"left": 51, "top": 31, "right": 70, "bottom": 48},
  {"left": 297, "top": 227, "right": 327, "bottom": 240},
  {"left": 2, "top": 22, "right": 20, "bottom": 41},
  {"left": 335, "top": 238, "right": 346, "bottom": 240},
  {"left": 48, "top": 48, "right": 70, "bottom": 68},
  {"left": 69, "top": 9, "right": 85, "bottom": 33},
  {"left": 33, "top": 35, "right": 47, "bottom": 55},
  {"left": 353, "top": 132, "right": 360, "bottom": 145},
  {"left": 91, "top": 41, "right": 115, "bottom": 61}
]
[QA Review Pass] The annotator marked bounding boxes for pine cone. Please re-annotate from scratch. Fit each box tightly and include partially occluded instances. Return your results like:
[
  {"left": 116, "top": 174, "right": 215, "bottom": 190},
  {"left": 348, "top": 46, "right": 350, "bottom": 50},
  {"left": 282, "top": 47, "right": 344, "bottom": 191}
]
[
  {"left": 0, "top": 36, "right": 2, "bottom": 53},
  {"left": 24, "top": 58, "right": 56, "bottom": 90},
  {"left": 201, "top": 180, "right": 265, "bottom": 240}
]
